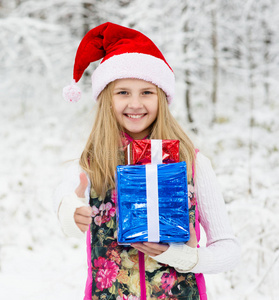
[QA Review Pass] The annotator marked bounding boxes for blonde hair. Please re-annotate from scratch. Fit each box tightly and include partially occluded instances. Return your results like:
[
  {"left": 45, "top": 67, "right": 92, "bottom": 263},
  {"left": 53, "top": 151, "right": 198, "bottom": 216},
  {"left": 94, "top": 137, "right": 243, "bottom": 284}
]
[{"left": 80, "top": 82, "right": 195, "bottom": 198}]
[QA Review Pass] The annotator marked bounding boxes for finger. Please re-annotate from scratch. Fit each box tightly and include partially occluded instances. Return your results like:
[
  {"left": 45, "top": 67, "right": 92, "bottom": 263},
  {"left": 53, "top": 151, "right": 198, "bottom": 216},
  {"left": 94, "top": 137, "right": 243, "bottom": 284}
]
[
  {"left": 75, "top": 173, "right": 88, "bottom": 198},
  {"left": 76, "top": 223, "right": 90, "bottom": 233},
  {"left": 143, "top": 242, "right": 169, "bottom": 252},
  {"left": 186, "top": 223, "right": 198, "bottom": 248},
  {"left": 131, "top": 243, "right": 168, "bottom": 256},
  {"left": 75, "top": 206, "right": 92, "bottom": 217},
  {"left": 131, "top": 244, "right": 160, "bottom": 256},
  {"left": 74, "top": 213, "right": 92, "bottom": 225}
]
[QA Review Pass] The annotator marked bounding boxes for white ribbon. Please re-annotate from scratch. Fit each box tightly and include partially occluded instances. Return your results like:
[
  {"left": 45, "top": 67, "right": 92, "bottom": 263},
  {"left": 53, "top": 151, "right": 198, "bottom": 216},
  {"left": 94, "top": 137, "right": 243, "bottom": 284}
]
[
  {"left": 145, "top": 140, "right": 163, "bottom": 242},
  {"left": 146, "top": 164, "right": 160, "bottom": 242},
  {"left": 127, "top": 143, "right": 131, "bottom": 165},
  {"left": 151, "top": 139, "right": 162, "bottom": 164}
]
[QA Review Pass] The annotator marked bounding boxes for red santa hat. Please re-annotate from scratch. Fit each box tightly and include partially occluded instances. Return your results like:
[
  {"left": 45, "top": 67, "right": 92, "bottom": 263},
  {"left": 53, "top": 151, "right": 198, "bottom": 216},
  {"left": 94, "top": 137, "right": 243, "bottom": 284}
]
[{"left": 63, "top": 22, "right": 175, "bottom": 103}]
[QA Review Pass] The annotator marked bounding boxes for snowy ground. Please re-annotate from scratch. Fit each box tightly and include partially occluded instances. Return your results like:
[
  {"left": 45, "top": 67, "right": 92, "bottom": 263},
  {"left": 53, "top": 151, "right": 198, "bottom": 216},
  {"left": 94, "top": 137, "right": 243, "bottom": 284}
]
[
  {"left": 1, "top": 71, "right": 279, "bottom": 299},
  {"left": 0, "top": 83, "right": 92, "bottom": 299}
]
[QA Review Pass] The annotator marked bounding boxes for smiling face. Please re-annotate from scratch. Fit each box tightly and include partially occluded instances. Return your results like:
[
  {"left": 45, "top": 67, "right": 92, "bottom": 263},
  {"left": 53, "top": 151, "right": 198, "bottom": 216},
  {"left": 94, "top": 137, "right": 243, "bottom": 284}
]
[{"left": 112, "top": 78, "right": 159, "bottom": 139}]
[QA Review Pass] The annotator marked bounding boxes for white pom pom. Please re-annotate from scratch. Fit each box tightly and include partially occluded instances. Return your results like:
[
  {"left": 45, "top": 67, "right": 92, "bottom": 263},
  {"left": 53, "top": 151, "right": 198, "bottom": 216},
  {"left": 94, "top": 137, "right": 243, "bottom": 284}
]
[{"left": 63, "top": 80, "right": 82, "bottom": 102}]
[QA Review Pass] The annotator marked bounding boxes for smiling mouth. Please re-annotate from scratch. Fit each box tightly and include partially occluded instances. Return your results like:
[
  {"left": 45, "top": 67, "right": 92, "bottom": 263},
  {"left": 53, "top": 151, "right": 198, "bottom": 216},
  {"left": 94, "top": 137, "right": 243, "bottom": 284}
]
[{"left": 125, "top": 114, "right": 146, "bottom": 119}]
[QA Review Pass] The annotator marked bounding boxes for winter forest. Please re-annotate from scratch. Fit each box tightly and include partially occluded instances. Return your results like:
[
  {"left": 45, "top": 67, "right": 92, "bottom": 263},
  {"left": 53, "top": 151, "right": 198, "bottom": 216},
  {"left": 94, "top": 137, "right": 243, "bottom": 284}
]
[{"left": 0, "top": 0, "right": 279, "bottom": 299}]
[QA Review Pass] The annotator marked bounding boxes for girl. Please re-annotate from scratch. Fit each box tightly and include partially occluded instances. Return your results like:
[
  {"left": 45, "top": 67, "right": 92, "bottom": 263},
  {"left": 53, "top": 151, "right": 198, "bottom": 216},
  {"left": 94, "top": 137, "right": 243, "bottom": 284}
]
[{"left": 55, "top": 22, "right": 240, "bottom": 300}]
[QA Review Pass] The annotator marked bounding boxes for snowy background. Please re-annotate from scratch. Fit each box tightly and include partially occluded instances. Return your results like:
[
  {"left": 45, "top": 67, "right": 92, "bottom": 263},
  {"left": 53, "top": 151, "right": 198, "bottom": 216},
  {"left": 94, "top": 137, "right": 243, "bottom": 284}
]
[{"left": 0, "top": 0, "right": 279, "bottom": 299}]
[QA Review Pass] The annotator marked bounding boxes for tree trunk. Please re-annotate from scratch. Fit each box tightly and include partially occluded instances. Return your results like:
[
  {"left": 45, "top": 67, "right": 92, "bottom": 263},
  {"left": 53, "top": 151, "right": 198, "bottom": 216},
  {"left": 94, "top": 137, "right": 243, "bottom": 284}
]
[
  {"left": 185, "top": 69, "right": 194, "bottom": 123},
  {"left": 262, "top": 20, "right": 271, "bottom": 104},
  {"left": 83, "top": 3, "right": 93, "bottom": 36},
  {"left": 182, "top": 4, "right": 194, "bottom": 125},
  {"left": 246, "top": 16, "right": 255, "bottom": 199},
  {"left": 211, "top": 0, "right": 218, "bottom": 124}
]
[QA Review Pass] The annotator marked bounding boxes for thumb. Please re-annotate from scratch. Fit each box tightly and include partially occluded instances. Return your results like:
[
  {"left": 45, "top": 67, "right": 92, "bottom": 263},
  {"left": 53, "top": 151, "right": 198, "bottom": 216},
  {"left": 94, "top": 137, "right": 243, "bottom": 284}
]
[
  {"left": 75, "top": 173, "right": 88, "bottom": 198},
  {"left": 186, "top": 223, "right": 198, "bottom": 248}
]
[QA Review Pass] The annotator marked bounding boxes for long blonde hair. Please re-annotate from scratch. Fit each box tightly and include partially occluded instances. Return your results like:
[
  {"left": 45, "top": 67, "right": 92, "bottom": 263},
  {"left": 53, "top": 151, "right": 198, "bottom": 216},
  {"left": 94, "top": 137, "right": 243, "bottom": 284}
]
[{"left": 80, "top": 81, "right": 195, "bottom": 198}]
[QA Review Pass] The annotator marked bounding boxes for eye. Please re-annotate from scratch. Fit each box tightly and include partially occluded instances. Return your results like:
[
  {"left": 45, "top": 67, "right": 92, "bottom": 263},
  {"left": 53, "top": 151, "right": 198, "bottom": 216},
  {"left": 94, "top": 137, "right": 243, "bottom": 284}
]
[
  {"left": 118, "top": 91, "right": 128, "bottom": 95},
  {"left": 142, "top": 91, "right": 153, "bottom": 95}
]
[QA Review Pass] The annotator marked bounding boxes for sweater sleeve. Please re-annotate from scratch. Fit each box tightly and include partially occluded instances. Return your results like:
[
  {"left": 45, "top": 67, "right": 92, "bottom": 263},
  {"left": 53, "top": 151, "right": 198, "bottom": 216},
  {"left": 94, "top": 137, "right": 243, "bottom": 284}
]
[
  {"left": 151, "top": 152, "right": 241, "bottom": 274},
  {"left": 53, "top": 160, "right": 91, "bottom": 216},
  {"left": 53, "top": 161, "right": 92, "bottom": 238},
  {"left": 190, "top": 152, "right": 241, "bottom": 273}
]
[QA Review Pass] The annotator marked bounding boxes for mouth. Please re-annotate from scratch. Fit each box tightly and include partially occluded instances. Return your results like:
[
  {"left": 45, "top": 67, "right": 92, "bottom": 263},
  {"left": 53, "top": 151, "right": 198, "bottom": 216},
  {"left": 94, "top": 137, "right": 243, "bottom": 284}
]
[{"left": 124, "top": 113, "right": 147, "bottom": 119}]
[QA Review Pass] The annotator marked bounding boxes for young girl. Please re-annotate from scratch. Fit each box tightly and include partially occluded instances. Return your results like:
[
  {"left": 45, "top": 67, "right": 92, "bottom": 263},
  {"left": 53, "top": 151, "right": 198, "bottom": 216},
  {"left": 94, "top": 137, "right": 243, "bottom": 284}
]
[{"left": 55, "top": 22, "right": 240, "bottom": 300}]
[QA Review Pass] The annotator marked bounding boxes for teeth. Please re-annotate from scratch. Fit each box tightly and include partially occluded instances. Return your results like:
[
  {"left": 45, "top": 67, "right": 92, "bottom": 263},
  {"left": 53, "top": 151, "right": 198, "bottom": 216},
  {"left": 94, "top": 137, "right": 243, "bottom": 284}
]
[{"left": 127, "top": 114, "right": 144, "bottom": 119}]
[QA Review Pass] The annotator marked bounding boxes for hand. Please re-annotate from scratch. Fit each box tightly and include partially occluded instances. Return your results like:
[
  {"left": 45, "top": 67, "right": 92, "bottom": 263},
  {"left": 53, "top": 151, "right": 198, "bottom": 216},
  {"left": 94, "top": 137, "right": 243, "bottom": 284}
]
[
  {"left": 74, "top": 173, "right": 92, "bottom": 233},
  {"left": 131, "top": 242, "right": 169, "bottom": 257},
  {"left": 131, "top": 222, "right": 198, "bottom": 256}
]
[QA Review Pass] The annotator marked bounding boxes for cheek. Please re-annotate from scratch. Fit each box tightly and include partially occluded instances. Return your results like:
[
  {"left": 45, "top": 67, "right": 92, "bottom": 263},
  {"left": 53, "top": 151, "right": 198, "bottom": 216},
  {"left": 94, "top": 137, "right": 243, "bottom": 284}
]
[
  {"left": 112, "top": 106, "right": 127, "bottom": 127},
  {"left": 113, "top": 108, "right": 123, "bottom": 123},
  {"left": 150, "top": 101, "right": 159, "bottom": 117},
  {"left": 112, "top": 99, "right": 123, "bottom": 116},
  {"left": 112, "top": 96, "right": 126, "bottom": 109}
]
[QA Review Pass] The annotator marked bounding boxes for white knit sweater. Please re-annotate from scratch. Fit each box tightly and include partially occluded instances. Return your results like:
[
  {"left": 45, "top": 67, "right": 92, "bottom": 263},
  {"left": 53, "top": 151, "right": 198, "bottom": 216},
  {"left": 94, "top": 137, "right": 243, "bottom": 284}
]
[{"left": 53, "top": 152, "right": 241, "bottom": 274}]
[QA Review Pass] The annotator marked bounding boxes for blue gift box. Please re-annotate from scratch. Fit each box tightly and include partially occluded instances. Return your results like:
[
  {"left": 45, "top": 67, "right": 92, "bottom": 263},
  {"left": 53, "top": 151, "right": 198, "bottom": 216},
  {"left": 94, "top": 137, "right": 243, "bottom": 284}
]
[{"left": 116, "top": 161, "right": 189, "bottom": 244}]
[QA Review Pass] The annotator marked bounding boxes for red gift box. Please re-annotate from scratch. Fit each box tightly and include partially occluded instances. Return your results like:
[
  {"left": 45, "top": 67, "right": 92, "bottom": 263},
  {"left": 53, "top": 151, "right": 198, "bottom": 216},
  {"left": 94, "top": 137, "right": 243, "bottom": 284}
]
[{"left": 126, "top": 139, "right": 179, "bottom": 165}]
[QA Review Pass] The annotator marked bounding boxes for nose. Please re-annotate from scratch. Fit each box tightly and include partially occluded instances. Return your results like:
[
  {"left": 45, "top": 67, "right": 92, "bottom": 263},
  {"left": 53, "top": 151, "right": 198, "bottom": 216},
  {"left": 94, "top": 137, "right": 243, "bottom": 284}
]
[{"left": 128, "top": 94, "right": 143, "bottom": 109}]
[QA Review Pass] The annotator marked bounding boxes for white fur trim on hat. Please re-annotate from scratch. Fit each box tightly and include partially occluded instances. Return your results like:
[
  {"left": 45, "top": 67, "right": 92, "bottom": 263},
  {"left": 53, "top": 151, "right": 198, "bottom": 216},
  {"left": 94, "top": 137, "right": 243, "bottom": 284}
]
[{"left": 91, "top": 53, "right": 175, "bottom": 103}]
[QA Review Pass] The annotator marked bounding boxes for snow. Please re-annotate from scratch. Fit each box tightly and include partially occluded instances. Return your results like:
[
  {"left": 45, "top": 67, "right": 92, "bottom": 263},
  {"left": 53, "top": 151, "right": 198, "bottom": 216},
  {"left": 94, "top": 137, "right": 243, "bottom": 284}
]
[{"left": 1, "top": 1, "right": 279, "bottom": 299}]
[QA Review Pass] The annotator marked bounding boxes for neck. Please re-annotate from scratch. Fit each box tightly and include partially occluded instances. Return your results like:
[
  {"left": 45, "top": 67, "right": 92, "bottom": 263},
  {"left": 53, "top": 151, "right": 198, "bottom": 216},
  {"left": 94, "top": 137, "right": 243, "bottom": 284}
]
[{"left": 123, "top": 132, "right": 149, "bottom": 141}]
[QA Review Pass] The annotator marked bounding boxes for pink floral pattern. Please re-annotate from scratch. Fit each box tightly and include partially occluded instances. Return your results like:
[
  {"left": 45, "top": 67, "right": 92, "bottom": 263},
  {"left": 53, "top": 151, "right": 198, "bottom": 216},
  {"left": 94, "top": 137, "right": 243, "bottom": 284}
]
[
  {"left": 92, "top": 202, "right": 116, "bottom": 226},
  {"left": 111, "top": 189, "right": 117, "bottom": 204},
  {"left": 188, "top": 184, "right": 196, "bottom": 208},
  {"left": 106, "top": 248, "right": 121, "bottom": 265},
  {"left": 94, "top": 257, "right": 119, "bottom": 291},
  {"left": 161, "top": 269, "right": 177, "bottom": 292}
]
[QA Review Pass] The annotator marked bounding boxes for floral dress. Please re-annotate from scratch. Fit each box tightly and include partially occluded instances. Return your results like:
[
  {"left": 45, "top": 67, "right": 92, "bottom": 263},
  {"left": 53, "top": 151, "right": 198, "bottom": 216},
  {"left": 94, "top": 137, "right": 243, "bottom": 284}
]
[{"left": 88, "top": 175, "right": 200, "bottom": 300}]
